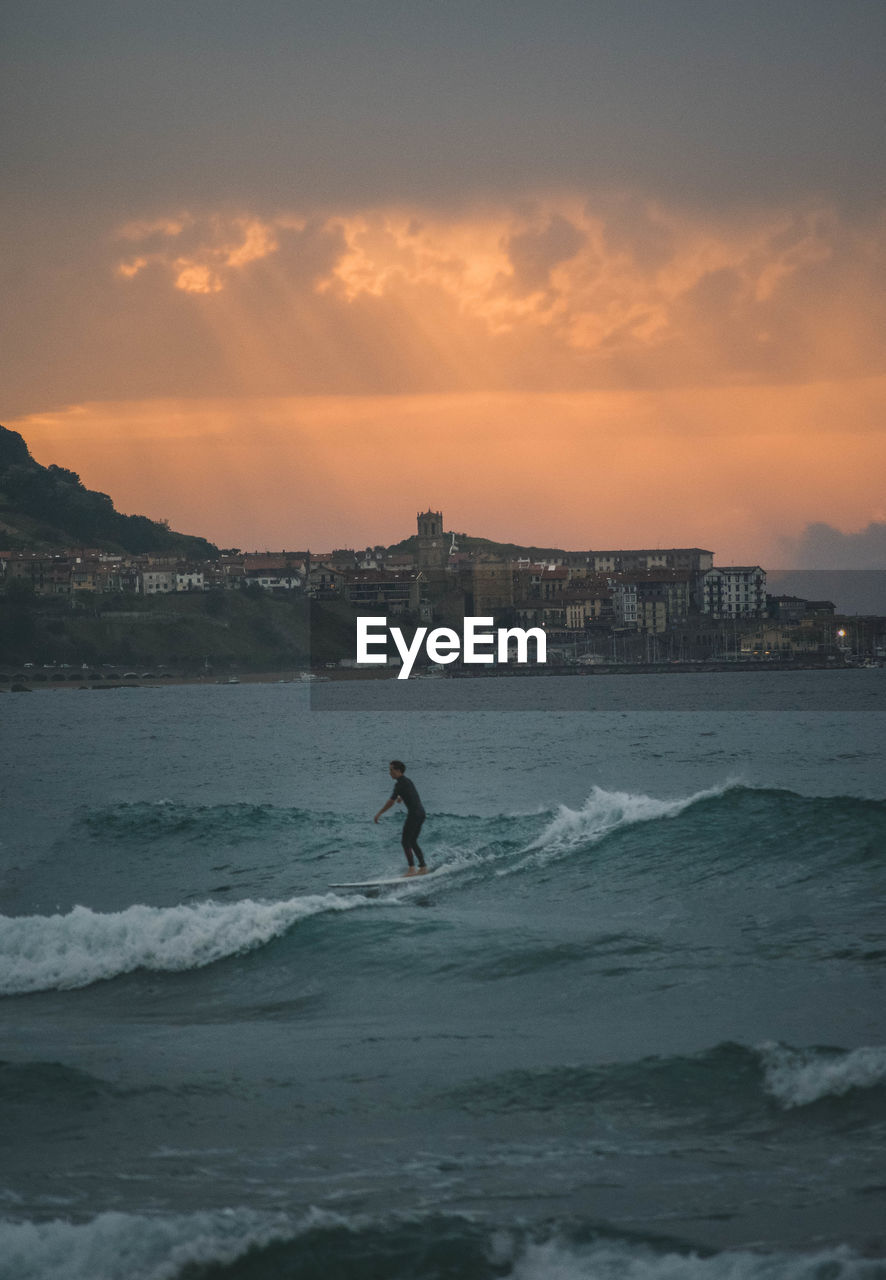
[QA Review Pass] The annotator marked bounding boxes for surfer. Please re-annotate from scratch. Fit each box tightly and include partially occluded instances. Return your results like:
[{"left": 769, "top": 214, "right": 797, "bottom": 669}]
[{"left": 374, "top": 760, "right": 428, "bottom": 875}]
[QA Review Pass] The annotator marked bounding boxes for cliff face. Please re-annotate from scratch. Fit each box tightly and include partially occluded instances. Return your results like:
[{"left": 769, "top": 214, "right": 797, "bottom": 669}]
[
  {"left": 0, "top": 425, "right": 32, "bottom": 469},
  {"left": 0, "top": 424, "right": 218, "bottom": 557}
]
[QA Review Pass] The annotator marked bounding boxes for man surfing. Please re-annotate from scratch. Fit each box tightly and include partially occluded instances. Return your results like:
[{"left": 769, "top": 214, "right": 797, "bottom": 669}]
[{"left": 374, "top": 760, "right": 429, "bottom": 875}]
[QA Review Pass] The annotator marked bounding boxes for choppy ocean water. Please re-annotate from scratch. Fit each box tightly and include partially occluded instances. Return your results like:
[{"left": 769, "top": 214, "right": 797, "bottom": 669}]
[{"left": 1, "top": 671, "right": 885, "bottom": 1280}]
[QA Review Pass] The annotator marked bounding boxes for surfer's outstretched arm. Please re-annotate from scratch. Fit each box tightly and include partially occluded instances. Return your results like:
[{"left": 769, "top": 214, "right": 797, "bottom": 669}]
[{"left": 374, "top": 797, "right": 396, "bottom": 823}]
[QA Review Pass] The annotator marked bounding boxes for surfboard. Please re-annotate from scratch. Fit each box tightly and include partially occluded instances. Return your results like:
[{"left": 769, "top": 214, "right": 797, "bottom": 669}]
[{"left": 329, "top": 869, "right": 437, "bottom": 888}]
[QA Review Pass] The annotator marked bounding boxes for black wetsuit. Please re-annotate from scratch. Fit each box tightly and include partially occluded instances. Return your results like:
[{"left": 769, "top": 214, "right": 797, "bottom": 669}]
[{"left": 392, "top": 775, "right": 426, "bottom": 867}]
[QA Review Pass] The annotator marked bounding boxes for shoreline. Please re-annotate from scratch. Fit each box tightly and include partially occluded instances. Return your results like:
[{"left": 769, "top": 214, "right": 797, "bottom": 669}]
[{"left": 2, "top": 658, "right": 880, "bottom": 692}]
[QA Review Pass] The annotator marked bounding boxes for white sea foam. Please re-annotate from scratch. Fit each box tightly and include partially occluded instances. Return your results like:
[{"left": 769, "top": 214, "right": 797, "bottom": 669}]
[
  {"left": 542, "top": 783, "right": 735, "bottom": 846},
  {"left": 759, "top": 1042, "right": 886, "bottom": 1109},
  {"left": 505, "top": 782, "right": 735, "bottom": 872},
  {"left": 0, "top": 893, "right": 363, "bottom": 996},
  {"left": 2, "top": 1213, "right": 881, "bottom": 1280},
  {"left": 0, "top": 1207, "right": 342, "bottom": 1280},
  {"left": 502, "top": 1236, "right": 885, "bottom": 1280}
]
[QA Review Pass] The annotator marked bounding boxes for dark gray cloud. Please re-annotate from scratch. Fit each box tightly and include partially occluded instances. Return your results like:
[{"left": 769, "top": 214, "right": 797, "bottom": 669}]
[
  {"left": 786, "top": 521, "right": 886, "bottom": 570},
  {"left": 2, "top": 1, "right": 886, "bottom": 214},
  {"left": 767, "top": 569, "right": 886, "bottom": 615},
  {"left": 507, "top": 215, "right": 586, "bottom": 292},
  {"left": 599, "top": 194, "right": 676, "bottom": 271}
]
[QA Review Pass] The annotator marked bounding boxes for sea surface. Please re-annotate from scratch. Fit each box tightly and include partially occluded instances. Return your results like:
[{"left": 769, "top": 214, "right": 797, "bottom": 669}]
[{"left": 2, "top": 671, "right": 885, "bottom": 1280}]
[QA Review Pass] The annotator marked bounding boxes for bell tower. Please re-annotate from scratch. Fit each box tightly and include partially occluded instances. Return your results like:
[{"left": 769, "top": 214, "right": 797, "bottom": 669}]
[{"left": 416, "top": 509, "right": 446, "bottom": 569}]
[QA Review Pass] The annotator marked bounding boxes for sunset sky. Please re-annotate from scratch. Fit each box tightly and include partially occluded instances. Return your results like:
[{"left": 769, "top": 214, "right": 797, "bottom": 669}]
[{"left": 2, "top": 1, "right": 885, "bottom": 564}]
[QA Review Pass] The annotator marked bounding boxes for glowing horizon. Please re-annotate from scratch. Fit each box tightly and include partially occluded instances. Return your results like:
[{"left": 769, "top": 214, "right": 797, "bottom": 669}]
[
  {"left": 3, "top": 7, "right": 885, "bottom": 570},
  {"left": 10, "top": 376, "right": 886, "bottom": 566}
]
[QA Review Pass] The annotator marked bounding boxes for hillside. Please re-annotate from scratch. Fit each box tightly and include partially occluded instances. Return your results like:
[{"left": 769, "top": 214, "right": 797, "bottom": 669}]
[
  {"left": 389, "top": 532, "right": 571, "bottom": 561},
  {"left": 0, "top": 589, "right": 360, "bottom": 675},
  {"left": 0, "top": 424, "right": 218, "bottom": 557}
]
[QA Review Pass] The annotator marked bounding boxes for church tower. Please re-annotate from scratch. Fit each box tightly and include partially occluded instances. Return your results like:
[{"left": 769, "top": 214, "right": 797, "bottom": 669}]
[{"left": 416, "top": 509, "right": 446, "bottom": 569}]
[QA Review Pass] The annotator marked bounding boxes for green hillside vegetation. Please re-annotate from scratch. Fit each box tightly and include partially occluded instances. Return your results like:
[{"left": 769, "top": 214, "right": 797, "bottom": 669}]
[
  {"left": 390, "top": 532, "right": 570, "bottom": 561},
  {"left": 0, "top": 587, "right": 361, "bottom": 675},
  {"left": 0, "top": 424, "right": 218, "bottom": 557}
]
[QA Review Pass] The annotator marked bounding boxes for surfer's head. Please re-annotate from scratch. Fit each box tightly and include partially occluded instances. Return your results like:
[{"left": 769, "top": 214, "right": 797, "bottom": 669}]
[{"left": 389, "top": 760, "right": 405, "bottom": 777}]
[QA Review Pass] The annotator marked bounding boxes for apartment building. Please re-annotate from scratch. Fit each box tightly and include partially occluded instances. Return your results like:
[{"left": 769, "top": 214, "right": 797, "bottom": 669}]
[{"left": 702, "top": 566, "right": 767, "bottom": 618}]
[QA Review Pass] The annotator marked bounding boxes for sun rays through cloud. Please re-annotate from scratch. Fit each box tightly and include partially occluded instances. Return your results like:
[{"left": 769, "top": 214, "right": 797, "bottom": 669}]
[
  {"left": 4, "top": 185, "right": 883, "bottom": 560},
  {"left": 109, "top": 194, "right": 886, "bottom": 399}
]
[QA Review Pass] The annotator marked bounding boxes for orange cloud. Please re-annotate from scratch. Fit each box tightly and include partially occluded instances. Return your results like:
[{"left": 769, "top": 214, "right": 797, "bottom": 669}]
[
  {"left": 172, "top": 261, "right": 223, "bottom": 295},
  {"left": 111, "top": 195, "right": 886, "bottom": 392},
  {"left": 116, "top": 256, "right": 149, "bottom": 280},
  {"left": 117, "top": 214, "right": 286, "bottom": 293},
  {"left": 15, "top": 193, "right": 877, "bottom": 564}
]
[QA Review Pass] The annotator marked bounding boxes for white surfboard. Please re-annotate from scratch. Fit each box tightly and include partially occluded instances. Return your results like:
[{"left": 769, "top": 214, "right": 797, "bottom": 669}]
[{"left": 329, "top": 870, "right": 438, "bottom": 888}]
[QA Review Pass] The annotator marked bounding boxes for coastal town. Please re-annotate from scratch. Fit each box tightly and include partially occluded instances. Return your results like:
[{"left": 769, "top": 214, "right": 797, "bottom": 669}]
[{"left": 2, "top": 510, "right": 884, "bottom": 677}]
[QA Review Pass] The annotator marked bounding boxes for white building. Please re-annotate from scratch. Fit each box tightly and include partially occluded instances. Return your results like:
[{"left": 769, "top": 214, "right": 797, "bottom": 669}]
[
  {"left": 244, "top": 571, "right": 302, "bottom": 593},
  {"left": 176, "top": 570, "right": 205, "bottom": 592},
  {"left": 702, "top": 566, "right": 766, "bottom": 618},
  {"left": 141, "top": 570, "right": 175, "bottom": 594},
  {"left": 610, "top": 580, "right": 639, "bottom": 628}
]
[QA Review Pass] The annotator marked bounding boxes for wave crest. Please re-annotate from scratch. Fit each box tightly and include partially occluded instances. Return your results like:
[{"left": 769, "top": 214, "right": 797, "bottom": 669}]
[
  {"left": 534, "top": 782, "right": 736, "bottom": 851},
  {"left": 759, "top": 1042, "right": 886, "bottom": 1109},
  {"left": 494, "top": 783, "right": 886, "bottom": 880},
  {"left": 0, "top": 1206, "right": 315, "bottom": 1280},
  {"left": 1, "top": 1209, "right": 882, "bottom": 1280},
  {"left": 438, "top": 1041, "right": 886, "bottom": 1124},
  {"left": 0, "top": 894, "right": 360, "bottom": 996}
]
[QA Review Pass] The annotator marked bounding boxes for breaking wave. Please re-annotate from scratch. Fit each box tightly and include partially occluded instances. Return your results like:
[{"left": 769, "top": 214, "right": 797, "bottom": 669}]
[
  {"left": 483, "top": 783, "right": 886, "bottom": 880},
  {"left": 0, "top": 893, "right": 363, "bottom": 996},
  {"left": 759, "top": 1042, "right": 886, "bottom": 1109},
  {"left": 1, "top": 1208, "right": 884, "bottom": 1280},
  {"left": 437, "top": 1041, "right": 886, "bottom": 1124},
  {"left": 0, "top": 1206, "right": 297, "bottom": 1280},
  {"left": 524, "top": 781, "right": 735, "bottom": 859},
  {"left": 69, "top": 787, "right": 886, "bottom": 885},
  {"left": 530, "top": 783, "right": 886, "bottom": 852}
]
